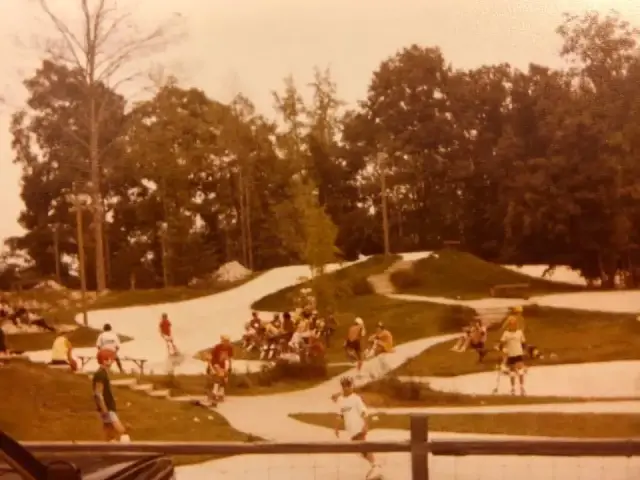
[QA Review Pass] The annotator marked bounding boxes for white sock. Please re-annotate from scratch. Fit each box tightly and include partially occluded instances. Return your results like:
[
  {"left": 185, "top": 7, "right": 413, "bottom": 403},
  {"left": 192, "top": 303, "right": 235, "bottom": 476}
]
[{"left": 212, "top": 384, "right": 219, "bottom": 396}]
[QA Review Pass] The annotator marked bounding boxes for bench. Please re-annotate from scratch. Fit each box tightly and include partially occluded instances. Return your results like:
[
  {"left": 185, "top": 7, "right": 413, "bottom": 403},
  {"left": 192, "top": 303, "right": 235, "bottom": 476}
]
[
  {"left": 76, "top": 355, "right": 148, "bottom": 377},
  {"left": 490, "top": 283, "right": 530, "bottom": 299},
  {"left": 443, "top": 240, "right": 461, "bottom": 249}
]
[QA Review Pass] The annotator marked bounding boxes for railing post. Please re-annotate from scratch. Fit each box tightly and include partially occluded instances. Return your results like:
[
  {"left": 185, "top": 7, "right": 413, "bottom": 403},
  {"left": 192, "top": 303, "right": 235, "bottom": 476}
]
[{"left": 409, "top": 414, "right": 428, "bottom": 480}]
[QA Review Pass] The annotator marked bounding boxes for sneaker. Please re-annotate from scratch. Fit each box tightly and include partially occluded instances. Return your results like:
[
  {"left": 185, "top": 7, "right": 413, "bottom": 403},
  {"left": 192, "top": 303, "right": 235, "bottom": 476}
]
[
  {"left": 520, "top": 388, "right": 526, "bottom": 396},
  {"left": 510, "top": 388, "right": 516, "bottom": 395},
  {"left": 366, "top": 464, "right": 383, "bottom": 480}
]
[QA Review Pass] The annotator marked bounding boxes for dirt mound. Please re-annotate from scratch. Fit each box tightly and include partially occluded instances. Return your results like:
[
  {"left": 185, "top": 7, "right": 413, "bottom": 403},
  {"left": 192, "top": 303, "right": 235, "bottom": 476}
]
[{"left": 215, "top": 261, "right": 252, "bottom": 283}]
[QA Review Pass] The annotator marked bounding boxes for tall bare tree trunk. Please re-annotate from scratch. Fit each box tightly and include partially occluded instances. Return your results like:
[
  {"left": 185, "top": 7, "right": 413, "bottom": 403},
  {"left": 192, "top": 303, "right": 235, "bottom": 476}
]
[
  {"left": 378, "top": 153, "right": 391, "bottom": 255},
  {"left": 53, "top": 225, "right": 61, "bottom": 284},
  {"left": 237, "top": 165, "right": 248, "bottom": 266},
  {"left": 89, "top": 93, "right": 107, "bottom": 291},
  {"left": 245, "top": 180, "right": 254, "bottom": 270}
]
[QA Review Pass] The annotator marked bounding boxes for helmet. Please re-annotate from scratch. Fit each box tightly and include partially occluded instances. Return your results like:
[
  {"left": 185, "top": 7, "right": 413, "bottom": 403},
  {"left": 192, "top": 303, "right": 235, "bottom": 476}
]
[
  {"left": 103, "top": 323, "right": 112, "bottom": 332},
  {"left": 97, "top": 349, "right": 116, "bottom": 365},
  {"left": 340, "top": 376, "right": 353, "bottom": 387},
  {"left": 355, "top": 317, "right": 364, "bottom": 326},
  {"left": 512, "top": 305, "right": 523, "bottom": 313},
  {"left": 220, "top": 334, "right": 231, "bottom": 342}
]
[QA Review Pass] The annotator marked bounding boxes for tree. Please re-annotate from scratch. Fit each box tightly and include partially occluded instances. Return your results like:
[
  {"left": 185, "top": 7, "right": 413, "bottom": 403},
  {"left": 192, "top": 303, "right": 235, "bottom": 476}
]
[
  {"left": 272, "top": 75, "right": 340, "bottom": 285},
  {"left": 9, "top": 59, "right": 126, "bottom": 288},
  {"left": 33, "top": 0, "right": 183, "bottom": 291}
]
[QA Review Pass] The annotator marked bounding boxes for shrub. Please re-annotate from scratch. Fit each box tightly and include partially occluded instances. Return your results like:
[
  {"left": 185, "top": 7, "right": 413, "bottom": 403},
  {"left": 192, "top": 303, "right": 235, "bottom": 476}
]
[
  {"left": 389, "top": 269, "right": 421, "bottom": 290},
  {"left": 230, "top": 357, "right": 330, "bottom": 390},
  {"left": 439, "top": 304, "right": 475, "bottom": 332}
]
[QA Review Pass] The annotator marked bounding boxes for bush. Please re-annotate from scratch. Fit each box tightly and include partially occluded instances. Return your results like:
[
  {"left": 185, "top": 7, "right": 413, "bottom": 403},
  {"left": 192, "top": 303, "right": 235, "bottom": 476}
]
[
  {"left": 350, "top": 277, "right": 374, "bottom": 296},
  {"left": 362, "top": 375, "right": 483, "bottom": 406},
  {"left": 389, "top": 269, "right": 421, "bottom": 290},
  {"left": 229, "top": 357, "right": 330, "bottom": 390},
  {"left": 439, "top": 304, "right": 474, "bottom": 332}
]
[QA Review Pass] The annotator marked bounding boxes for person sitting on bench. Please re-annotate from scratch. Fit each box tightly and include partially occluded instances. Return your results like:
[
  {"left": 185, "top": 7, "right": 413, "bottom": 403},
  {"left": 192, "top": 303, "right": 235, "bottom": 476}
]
[{"left": 50, "top": 332, "right": 78, "bottom": 371}]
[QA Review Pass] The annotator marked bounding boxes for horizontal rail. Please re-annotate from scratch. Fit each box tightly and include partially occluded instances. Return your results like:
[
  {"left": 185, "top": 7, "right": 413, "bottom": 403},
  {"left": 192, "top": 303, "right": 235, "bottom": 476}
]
[
  {"left": 22, "top": 440, "right": 418, "bottom": 455},
  {"left": 430, "top": 439, "right": 640, "bottom": 457},
  {"left": 21, "top": 438, "right": 640, "bottom": 457}
]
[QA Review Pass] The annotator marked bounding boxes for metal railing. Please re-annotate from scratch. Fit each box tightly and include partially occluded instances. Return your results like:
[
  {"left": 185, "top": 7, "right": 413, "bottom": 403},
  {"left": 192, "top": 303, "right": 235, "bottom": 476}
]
[{"left": 17, "top": 415, "right": 640, "bottom": 479}]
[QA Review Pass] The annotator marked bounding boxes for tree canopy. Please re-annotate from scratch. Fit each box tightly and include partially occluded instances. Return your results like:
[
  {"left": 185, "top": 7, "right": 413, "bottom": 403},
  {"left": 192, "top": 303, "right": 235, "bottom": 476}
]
[{"left": 7, "top": 10, "right": 640, "bottom": 289}]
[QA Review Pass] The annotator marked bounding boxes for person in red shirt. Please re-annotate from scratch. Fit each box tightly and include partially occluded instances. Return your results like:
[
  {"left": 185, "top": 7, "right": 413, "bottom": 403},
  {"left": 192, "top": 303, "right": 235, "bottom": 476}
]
[
  {"left": 206, "top": 335, "right": 233, "bottom": 404},
  {"left": 159, "top": 313, "right": 178, "bottom": 356}
]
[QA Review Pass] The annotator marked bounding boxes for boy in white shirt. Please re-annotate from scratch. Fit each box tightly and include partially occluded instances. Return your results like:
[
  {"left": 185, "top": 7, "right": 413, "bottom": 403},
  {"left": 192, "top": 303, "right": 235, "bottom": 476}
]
[
  {"left": 333, "top": 376, "right": 381, "bottom": 480},
  {"left": 499, "top": 317, "right": 526, "bottom": 395},
  {"left": 96, "top": 323, "right": 124, "bottom": 373}
]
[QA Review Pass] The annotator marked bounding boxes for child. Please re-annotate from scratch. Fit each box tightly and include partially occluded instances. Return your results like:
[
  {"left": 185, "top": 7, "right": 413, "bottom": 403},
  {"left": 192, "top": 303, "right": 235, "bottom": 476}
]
[
  {"left": 500, "top": 317, "right": 527, "bottom": 395},
  {"left": 333, "top": 376, "right": 381, "bottom": 480},
  {"left": 93, "top": 349, "right": 130, "bottom": 442}
]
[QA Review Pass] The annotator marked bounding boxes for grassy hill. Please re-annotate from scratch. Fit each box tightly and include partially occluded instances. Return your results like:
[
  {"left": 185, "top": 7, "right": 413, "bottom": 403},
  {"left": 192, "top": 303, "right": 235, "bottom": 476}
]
[
  {"left": 390, "top": 250, "right": 583, "bottom": 299},
  {"left": 251, "top": 255, "right": 401, "bottom": 311},
  {"left": 0, "top": 360, "right": 247, "bottom": 445}
]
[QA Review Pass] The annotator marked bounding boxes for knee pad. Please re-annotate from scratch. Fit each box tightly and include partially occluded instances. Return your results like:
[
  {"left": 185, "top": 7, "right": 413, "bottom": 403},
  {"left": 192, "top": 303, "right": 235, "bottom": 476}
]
[
  {"left": 516, "top": 367, "right": 526, "bottom": 376},
  {"left": 508, "top": 370, "right": 517, "bottom": 378}
]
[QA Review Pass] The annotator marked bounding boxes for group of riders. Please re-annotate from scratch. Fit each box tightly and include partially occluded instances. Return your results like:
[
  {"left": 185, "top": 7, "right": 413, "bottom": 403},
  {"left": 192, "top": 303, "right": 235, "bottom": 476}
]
[{"left": 241, "top": 297, "right": 395, "bottom": 375}]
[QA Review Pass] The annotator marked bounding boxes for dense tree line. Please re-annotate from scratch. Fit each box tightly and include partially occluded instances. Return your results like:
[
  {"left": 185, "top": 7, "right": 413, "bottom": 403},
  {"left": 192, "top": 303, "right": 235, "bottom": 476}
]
[{"left": 5, "top": 10, "right": 640, "bottom": 289}]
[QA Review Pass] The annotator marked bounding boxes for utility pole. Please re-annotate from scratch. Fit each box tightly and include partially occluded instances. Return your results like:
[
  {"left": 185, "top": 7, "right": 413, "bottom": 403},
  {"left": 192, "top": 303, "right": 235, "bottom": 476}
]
[
  {"left": 377, "top": 152, "right": 391, "bottom": 256},
  {"left": 67, "top": 191, "right": 90, "bottom": 326},
  {"left": 158, "top": 221, "right": 169, "bottom": 288},
  {"left": 52, "top": 224, "right": 61, "bottom": 284}
]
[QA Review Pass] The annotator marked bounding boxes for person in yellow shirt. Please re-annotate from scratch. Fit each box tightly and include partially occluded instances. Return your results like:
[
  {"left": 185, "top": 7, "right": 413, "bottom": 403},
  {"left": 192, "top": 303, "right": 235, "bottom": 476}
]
[{"left": 50, "top": 333, "right": 77, "bottom": 371}]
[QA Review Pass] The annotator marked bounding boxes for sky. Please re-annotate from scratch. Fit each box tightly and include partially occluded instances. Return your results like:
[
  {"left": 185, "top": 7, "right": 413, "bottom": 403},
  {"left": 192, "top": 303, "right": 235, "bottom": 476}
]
[{"left": 0, "top": 0, "right": 638, "bottom": 247}]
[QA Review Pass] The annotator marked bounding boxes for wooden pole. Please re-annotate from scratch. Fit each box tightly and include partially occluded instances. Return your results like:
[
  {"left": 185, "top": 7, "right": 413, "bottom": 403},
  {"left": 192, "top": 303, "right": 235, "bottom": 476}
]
[
  {"left": 73, "top": 202, "right": 88, "bottom": 327},
  {"left": 52, "top": 225, "right": 61, "bottom": 284},
  {"left": 378, "top": 153, "right": 391, "bottom": 256},
  {"left": 410, "top": 415, "right": 429, "bottom": 480}
]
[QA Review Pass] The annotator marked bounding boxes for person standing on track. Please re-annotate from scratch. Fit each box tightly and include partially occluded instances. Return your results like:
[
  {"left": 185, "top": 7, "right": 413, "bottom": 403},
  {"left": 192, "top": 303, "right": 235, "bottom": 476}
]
[
  {"left": 333, "top": 376, "right": 381, "bottom": 480},
  {"left": 93, "top": 349, "right": 130, "bottom": 442},
  {"left": 159, "top": 313, "right": 179, "bottom": 356},
  {"left": 206, "top": 335, "right": 234, "bottom": 404},
  {"left": 500, "top": 317, "right": 527, "bottom": 395}
]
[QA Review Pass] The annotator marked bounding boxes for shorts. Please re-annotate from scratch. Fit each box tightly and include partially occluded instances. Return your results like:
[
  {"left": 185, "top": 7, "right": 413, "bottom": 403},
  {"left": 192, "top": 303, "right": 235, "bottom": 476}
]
[
  {"left": 345, "top": 339, "right": 361, "bottom": 355},
  {"left": 100, "top": 411, "right": 120, "bottom": 425},
  {"left": 506, "top": 355, "right": 524, "bottom": 366},
  {"left": 470, "top": 341, "right": 485, "bottom": 350}
]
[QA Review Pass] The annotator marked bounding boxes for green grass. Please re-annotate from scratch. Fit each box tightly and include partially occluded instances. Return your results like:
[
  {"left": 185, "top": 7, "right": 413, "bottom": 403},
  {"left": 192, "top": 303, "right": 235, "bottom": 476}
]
[
  {"left": 1, "top": 360, "right": 251, "bottom": 465},
  {"left": 89, "top": 274, "right": 262, "bottom": 312},
  {"left": 390, "top": 250, "right": 583, "bottom": 299},
  {"left": 251, "top": 255, "right": 400, "bottom": 311},
  {"left": 291, "top": 412, "right": 640, "bottom": 438},
  {"left": 356, "top": 376, "right": 638, "bottom": 408},
  {"left": 3, "top": 274, "right": 261, "bottom": 351},
  {"left": 144, "top": 364, "right": 351, "bottom": 397},
  {"left": 396, "top": 305, "right": 640, "bottom": 377}
]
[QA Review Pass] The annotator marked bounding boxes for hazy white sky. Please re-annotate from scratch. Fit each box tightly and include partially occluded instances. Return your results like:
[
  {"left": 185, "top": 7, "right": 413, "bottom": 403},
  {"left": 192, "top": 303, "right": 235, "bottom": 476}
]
[{"left": 0, "top": 0, "right": 638, "bottom": 246}]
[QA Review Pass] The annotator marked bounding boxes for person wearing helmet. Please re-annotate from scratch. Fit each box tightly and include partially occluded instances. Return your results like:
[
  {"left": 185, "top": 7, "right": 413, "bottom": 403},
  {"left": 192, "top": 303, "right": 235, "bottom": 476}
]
[
  {"left": 206, "top": 335, "right": 234, "bottom": 404},
  {"left": 93, "top": 349, "right": 129, "bottom": 442},
  {"left": 96, "top": 324, "right": 124, "bottom": 373},
  {"left": 502, "top": 305, "right": 525, "bottom": 331},
  {"left": 333, "top": 376, "right": 381, "bottom": 479},
  {"left": 499, "top": 317, "right": 527, "bottom": 395},
  {"left": 344, "top": 317, "right": 366, "bottom": 373}
]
